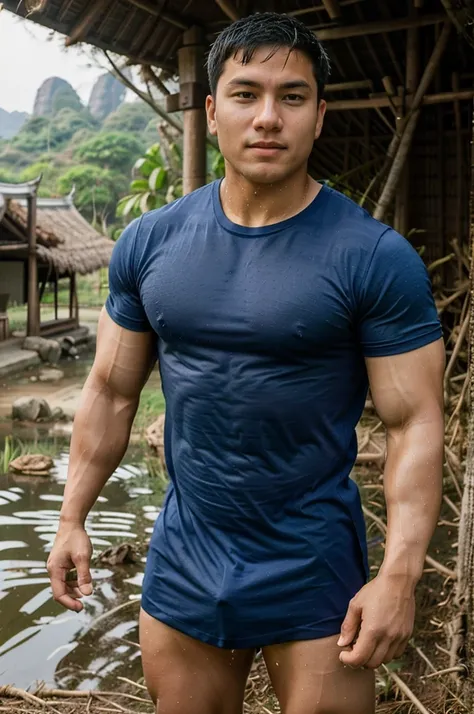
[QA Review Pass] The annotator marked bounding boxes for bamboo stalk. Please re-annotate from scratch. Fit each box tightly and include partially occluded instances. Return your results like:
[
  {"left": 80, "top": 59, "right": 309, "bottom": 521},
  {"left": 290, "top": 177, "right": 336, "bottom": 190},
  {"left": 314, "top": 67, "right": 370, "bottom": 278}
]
[
  {"left": 314, "top": 12, "right": 445, "bottom": 40},
  {"left": 65, "top": 0, "right": 110, "bottom": 46},
  {"left": 381, "top": 666, "right": 433, "bottom": 714},
  {"left": 321, "top": 0, "right": 341, "bottom": 19},
  {"left": 373, "top": 21, "right": 452, "bottom": 221},
  {"left": 214, "top": 0, "right": 240, "bottom": 22}
]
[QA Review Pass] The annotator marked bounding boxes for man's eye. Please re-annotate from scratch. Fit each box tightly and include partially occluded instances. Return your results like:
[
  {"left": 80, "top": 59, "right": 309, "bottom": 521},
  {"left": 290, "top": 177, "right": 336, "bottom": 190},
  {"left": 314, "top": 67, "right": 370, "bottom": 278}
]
[
  {"left": 236, "top": 92, "right": 254, "bottom": 99},
  {"left": 285, "top": 94, "right": 304, "bottom": 102}
]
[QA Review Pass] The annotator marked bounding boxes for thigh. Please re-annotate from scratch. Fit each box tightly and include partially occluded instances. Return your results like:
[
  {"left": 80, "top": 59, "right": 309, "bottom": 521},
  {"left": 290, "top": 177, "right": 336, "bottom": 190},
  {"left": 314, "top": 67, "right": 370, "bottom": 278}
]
[
  {"left": 139, "top": 609, "right": 255, "bottom": 714},
  {"left": 263, "top": 634, "right": 375, "bottom": 714}
]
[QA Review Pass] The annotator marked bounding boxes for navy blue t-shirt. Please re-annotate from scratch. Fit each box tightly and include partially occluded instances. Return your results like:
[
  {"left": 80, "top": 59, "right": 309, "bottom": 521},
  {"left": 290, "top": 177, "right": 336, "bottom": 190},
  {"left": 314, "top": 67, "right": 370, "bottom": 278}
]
[{"left": 106, "top": 180, "right": 442, "bottom": 648}]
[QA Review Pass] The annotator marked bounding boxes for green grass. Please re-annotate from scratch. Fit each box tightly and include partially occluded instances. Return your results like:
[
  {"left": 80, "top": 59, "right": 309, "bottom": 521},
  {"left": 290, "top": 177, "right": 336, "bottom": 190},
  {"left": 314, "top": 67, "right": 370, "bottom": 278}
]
[{"left": 0, "top": 435, "right": 62, "bottom": 474}]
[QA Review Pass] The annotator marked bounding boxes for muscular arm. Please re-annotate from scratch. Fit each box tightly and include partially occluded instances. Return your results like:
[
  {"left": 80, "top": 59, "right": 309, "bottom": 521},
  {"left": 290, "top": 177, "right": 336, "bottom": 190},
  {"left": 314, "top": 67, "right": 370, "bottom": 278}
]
[
  {"left": 339, "top": 338, "right": 445, "bottom": 668},
  {"left": 368, "top": 338, "right": 445, "bottom": 585},
  {"left": 60, "top": 309, "right": 156, "bottom": 525},
  {"left": 48, "top": 310, "right": 156, "bottom": 609}
]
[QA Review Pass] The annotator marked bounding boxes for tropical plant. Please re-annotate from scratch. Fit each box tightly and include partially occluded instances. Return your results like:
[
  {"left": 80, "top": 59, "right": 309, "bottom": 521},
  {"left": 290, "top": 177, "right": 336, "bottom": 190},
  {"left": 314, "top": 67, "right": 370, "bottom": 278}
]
[
  {"left": 74, "top": 131, "right": 144, "bottom": 173},
  {"left": 116, "top": 142, "right": 182, "bottom": 219}
]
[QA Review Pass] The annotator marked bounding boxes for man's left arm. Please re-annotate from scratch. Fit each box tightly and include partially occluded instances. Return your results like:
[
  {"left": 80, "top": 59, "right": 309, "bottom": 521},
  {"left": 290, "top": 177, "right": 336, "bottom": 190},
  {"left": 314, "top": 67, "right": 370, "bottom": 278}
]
[{"left": 338, "top": 338, "right": 445, "bottom": 669}]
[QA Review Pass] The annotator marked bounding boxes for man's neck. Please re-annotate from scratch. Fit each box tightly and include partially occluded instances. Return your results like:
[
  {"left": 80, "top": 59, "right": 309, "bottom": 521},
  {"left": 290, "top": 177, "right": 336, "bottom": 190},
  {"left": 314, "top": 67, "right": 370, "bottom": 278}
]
[{"left": 219, "top": 170, "right": 321, "bottom": 228}]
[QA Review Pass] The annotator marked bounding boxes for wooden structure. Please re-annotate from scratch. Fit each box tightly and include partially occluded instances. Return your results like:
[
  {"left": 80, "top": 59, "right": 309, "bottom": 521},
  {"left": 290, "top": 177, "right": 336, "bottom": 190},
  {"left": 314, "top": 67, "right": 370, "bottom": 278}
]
[
  {"left": 0, "top": 179, "right": 114, "bottom": 339},
  {"left": 3, "top": 0, "right": 473, "bottom": 269}
]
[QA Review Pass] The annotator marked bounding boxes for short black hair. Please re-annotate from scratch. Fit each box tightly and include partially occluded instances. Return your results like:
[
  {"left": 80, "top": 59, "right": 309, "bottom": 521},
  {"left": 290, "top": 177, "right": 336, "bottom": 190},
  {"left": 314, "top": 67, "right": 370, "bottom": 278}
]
[{"left": 206, "top": 12, "right": 331, "bottom": 100}]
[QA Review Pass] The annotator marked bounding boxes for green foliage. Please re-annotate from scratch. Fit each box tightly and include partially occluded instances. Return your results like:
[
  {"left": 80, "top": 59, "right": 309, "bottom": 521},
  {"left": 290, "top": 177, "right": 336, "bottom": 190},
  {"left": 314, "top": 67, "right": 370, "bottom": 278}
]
[
  {"left": 103, "top": 102, "right": 156, "bottom": 135},
  {"left": 117, "top": 142, "right": 180, "bottom": 219},
  {"left": 74, "top": 131, "right": 144, "bottom": 173},
  {"left": 57, "top": 164, "right": 127, "bottom": 221},
  {"left": 0, "top": 166, "right": 18, "bottom": 182},
  {"left": 51, "top": 85, "right": 84, "bottom": 114}
]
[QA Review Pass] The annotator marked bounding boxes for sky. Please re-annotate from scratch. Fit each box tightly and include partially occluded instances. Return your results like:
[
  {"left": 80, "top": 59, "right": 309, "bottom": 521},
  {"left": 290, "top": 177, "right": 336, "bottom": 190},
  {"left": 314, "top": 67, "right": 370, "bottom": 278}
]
[{"left": 0, "top": 9, "right": 112, "bottom": 114}]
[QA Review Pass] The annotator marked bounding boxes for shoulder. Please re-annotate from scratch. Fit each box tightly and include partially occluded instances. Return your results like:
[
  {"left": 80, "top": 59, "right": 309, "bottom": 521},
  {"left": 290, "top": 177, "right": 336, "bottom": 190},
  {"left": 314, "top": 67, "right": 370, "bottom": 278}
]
[{"left": 320, "top": 185, "right": 391, "bottom": 252}]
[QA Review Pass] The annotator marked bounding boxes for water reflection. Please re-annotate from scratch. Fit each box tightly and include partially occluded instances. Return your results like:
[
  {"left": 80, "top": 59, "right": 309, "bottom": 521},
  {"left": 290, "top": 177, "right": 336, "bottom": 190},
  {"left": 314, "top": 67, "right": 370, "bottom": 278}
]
[{"left": 0, "top": 444, "right": 164, "bottom": 689}]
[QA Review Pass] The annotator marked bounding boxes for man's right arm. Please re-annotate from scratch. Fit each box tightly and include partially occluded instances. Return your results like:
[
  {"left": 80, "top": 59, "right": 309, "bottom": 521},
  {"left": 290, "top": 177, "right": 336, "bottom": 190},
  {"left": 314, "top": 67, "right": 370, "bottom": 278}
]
[{"left": 47, "top": 308, "right": 156, "bottom": 611}]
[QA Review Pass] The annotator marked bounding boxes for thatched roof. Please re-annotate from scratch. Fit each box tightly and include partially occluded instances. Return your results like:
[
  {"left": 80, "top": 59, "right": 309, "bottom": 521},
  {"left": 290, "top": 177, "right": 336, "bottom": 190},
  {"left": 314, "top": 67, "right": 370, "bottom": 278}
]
[{"left": 0, "top": 184, "right": 114, "bottom": 275}]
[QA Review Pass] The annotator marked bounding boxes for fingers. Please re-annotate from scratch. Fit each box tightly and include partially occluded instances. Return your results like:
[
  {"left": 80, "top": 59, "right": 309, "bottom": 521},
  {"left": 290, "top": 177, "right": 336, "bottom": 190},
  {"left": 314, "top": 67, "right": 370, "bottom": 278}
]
[
  {"left": 75, "top": 555, "right": 93, "bottom": 596},
  {"left": 48, "top": 565, "right": 84, "bottom": 612},
  {"left": 339, "top": 626, "right": 378, "bottom": 668},
  {"left": 337, "top": 597, "right": 362, "bottom": 648}
]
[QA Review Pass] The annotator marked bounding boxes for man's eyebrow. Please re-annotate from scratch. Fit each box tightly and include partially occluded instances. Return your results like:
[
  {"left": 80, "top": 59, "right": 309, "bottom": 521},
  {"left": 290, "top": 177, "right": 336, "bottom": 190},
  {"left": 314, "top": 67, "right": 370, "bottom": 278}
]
[{"left": 226, "top": 78, "right": 312, "bottom": 90}]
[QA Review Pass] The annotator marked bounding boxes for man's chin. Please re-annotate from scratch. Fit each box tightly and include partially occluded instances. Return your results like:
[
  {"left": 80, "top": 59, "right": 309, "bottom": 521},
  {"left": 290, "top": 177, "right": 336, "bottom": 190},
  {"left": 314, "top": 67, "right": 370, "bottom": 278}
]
[{"left": 239, "top": 166, "right": 292, "bottom": 186}]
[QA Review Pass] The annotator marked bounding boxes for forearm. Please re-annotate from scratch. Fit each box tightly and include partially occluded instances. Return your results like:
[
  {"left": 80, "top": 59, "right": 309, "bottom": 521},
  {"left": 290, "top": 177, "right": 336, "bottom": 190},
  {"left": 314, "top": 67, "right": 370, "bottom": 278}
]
[
  {"left": 60, "top": 376, "right": 139, "bottom": 527},
  {"left": 379, "top": 417, "right": 444, "bottom": 588}
]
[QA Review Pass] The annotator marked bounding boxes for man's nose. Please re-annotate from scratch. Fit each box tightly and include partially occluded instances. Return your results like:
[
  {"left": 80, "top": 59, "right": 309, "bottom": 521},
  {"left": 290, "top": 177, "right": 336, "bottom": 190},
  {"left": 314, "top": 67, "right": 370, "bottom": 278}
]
[{"left": 253, "top": 98, "right": 283, "bottom": 132}]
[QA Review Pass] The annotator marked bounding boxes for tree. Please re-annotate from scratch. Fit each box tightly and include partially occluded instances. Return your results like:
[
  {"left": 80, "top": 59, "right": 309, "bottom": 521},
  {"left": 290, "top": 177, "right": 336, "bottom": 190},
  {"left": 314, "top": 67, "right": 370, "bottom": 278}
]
[
  {"left": 74, "top": 131, "right": 145, "bottom": 173},
  {"left": 103, "top": 102, "right": 156, "bottom": 135},
  {"left": 57, "top": 164, "right": 127, "bottom": 224}
]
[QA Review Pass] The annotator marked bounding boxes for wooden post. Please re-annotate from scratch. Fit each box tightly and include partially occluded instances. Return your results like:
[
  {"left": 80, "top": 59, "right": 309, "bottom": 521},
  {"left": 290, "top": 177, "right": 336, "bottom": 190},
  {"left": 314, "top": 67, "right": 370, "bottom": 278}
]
[
  {"left": 69, "top": 272, "right": 76, "bottom": 321},
  {"left": 373, "top": 21, "right": 451, "bottom": 222},
  {"left": 26, "top": 194, "right": 39, "bottom": 337},
  {"left": 178, "top": 27, "right": 207, "bottom": 195},
  {"left": 54, "top": 274, "right": 58, "bottom": 321},
  {"left": 453, "top": 72, "right": 464, "bottom": 255}
]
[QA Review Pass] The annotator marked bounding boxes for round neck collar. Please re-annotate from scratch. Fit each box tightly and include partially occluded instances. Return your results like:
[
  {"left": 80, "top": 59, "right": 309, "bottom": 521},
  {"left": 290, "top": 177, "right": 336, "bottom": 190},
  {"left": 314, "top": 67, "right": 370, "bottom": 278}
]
[{"left": 212, "top": 179, "right": 330, "bottom": 237}]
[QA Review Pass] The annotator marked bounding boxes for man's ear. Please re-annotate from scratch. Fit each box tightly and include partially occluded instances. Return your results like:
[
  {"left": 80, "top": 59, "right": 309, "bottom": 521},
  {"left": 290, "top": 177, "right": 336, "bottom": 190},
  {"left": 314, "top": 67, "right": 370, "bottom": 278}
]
[
  {"left": 314, "top": 99, "right": 327, "bottom": 141},
  {"left": 206, "top": 95, "right": 217, "bottom": 136}
]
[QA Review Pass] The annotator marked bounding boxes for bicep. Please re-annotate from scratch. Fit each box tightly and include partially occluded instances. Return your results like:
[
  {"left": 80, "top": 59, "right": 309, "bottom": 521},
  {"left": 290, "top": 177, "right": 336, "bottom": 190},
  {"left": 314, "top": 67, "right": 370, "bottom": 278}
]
[
  {"left": 89, "top": 309, "right": 156, "bottom": 401},
  {"left": 365, "top": 339, "right": 445, "bottom": 430}
]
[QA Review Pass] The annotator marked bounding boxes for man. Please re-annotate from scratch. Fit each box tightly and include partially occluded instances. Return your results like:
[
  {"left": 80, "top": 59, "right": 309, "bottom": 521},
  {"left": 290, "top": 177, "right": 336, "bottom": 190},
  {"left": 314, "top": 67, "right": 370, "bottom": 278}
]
[{"left": 47, "top": 12, "right": 445, "bottom": 714}]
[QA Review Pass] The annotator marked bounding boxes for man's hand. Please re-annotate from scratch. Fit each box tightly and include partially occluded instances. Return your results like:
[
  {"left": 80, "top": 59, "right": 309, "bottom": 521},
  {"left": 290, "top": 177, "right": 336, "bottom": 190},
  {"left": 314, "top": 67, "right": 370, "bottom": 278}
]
[
  {"left": 337, "top": 574, "right": 416, "bottom": 669},
  {"left": 47, "top": 525, "right": 93, "bottom": 612}
]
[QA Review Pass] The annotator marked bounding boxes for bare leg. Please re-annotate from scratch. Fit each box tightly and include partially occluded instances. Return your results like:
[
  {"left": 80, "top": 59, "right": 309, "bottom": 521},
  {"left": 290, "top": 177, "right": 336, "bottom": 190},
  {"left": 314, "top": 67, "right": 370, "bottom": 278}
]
[
  {"left": 263, "top": 634, "right": 375, "bottom": 714},
  {"left": 139, "top": 609, "right": 255, "bottom": 714}
]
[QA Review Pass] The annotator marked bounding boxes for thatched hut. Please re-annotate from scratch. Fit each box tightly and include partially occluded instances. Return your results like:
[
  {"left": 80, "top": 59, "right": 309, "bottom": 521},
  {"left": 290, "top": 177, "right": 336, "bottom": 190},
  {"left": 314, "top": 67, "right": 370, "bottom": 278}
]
[{"left": 0, "top": 178, "right": 114, "bottom": 339}]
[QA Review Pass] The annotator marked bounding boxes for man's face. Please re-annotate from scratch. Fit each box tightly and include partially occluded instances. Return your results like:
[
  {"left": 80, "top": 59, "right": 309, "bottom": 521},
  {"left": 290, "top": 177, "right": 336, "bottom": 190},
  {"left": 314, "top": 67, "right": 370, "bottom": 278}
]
[{"left": 206, "top": 46, "right": 326, "bottom": 185}]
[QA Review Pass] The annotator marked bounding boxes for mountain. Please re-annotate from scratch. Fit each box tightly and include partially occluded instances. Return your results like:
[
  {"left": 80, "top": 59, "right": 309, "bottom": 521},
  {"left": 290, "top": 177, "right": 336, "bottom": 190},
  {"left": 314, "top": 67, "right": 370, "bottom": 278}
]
[
  {"left": 88, "top": 72, "right": 128, "bottom": 121},
  {"left": 0, "top": 108, "right": 28, "bottom": 139},
  {"left": 33, "top": 77, "right": 83, "bottom": 117}
]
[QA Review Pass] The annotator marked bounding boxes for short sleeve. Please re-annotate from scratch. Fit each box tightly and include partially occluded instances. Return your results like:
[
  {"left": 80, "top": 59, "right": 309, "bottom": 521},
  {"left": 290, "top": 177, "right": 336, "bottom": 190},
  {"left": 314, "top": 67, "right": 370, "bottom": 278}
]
[
  {"left": 105, "top": 218, "right": 152, "bottom": 332},
  {"left": 358, "top": 228, "right": 442, "bottom": 357}
]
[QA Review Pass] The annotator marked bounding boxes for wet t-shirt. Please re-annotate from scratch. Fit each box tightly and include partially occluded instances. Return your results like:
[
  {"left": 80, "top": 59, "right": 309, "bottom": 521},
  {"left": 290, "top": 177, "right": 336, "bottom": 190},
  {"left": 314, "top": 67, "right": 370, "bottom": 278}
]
[{"left": 106, "top": 180, "right": 442, "bottom": 648}]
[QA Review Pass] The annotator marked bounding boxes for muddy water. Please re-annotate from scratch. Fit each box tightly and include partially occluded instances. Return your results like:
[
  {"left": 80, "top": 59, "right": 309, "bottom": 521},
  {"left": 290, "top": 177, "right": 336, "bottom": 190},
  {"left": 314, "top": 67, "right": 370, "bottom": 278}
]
[{"left": 0, "top": 431, "right": 166, "bottom": 691}]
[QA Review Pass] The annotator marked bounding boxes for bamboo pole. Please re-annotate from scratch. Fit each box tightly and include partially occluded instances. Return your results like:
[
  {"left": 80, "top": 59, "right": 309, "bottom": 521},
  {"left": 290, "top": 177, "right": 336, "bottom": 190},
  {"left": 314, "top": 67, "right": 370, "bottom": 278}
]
[
  {"left": 321, "top": 0, "right": 341, "bottom": 19},
  {"left": 314, "top": 13, "right": 445, "bottom": 41},
  {"left": 456, "top": 100, "right": 474, "bottom": 710},
  {"left": 373, "top": 21, "right": 451, "bottom": 221},
  {"left": 326, "top": 80, "right": 373, "bottom": 92},
  {"left": 325, "top": 88, "right": 474, "bottom": 112},
  {"left": 452, "top": 72, "right": 464, "bottom": 257},
  {"left": 214, "top": 0, "right": 240, "bottom": 22}
]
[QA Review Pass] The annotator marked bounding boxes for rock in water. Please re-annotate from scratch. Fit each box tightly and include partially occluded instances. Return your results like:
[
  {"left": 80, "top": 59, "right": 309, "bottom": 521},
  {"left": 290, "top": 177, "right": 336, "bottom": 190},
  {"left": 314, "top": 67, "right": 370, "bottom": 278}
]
[
  {"left": 12, "top": 397, "right": 52, "bottom": 422},
  {"left": 39, "top": 368, "right": 64, "bottom": 383},
  {"left": 96, "top": 543, "right": 138, "bottom": 566},
  {"left": 9, "top": 454, "right": 54, "bottom": 477}
]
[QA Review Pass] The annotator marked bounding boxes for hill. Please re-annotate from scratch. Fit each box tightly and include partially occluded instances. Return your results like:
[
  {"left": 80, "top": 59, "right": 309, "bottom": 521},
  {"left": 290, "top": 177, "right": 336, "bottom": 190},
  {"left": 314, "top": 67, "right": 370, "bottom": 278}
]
[{"left": 0, "top": 107, "right": 28, "bottom": 139}]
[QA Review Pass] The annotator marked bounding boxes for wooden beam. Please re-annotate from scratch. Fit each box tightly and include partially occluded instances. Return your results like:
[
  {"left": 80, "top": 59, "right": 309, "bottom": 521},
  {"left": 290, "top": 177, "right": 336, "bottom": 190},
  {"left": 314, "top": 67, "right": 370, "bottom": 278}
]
[
  {"left": 215, "top": 0, "right": 240, "bottom": 22},
  {"left": 65, "top": 0, "right": 110, "bottom": 47},
  {"left": 325, "top": 88, "right": 473, "bottom": 111},
  {"left": 288, "top": 0, "right": 366, "bottom": 17},
  {"left": 179, "top": 27, "right": 207, "bottom": 194},
  {"left": 126, "top": 0, "right": 189, "bottom": 30},
  {"left": 321, "top": 0, "right": 341, "bottom": 19},
  {"left": 314, "top": 13, "right": 445, "bottom": 41},
  {"left": 26, "top": 194, "right": 39, "bottom": 337},
  {"left": 325, "top": 79, "right": 373, "bottom": 92}
]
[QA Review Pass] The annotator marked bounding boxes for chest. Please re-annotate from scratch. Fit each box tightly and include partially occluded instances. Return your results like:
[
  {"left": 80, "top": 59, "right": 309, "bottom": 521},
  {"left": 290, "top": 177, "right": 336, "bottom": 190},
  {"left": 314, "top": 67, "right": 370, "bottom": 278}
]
[{"left": 138, "top": 228, "right": 356, "bottom": 355}]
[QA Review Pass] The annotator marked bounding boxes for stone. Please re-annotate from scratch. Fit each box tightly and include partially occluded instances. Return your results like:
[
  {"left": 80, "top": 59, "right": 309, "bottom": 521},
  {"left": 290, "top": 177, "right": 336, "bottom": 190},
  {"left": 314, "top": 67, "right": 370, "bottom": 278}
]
[
  {"left": 33, "top": 77, "right": 82, "bottom": 117},
  {"left": 12, "top": 396, "right": 52, "bottom": 422},
  {"left": 51, "top": 406, "right": 65, "bottom": 421},
  {"left": 23, "top": 336, "right": 61, "bottom": 364},
  {"left": 39, "top": 368, "right": 64, "bottom": 383},
  {"left": 88, "top": 72, "right": 128, "bottom": 121},
  {"left": 9, "top": 454, "right": 54, "bottom": 477}
]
